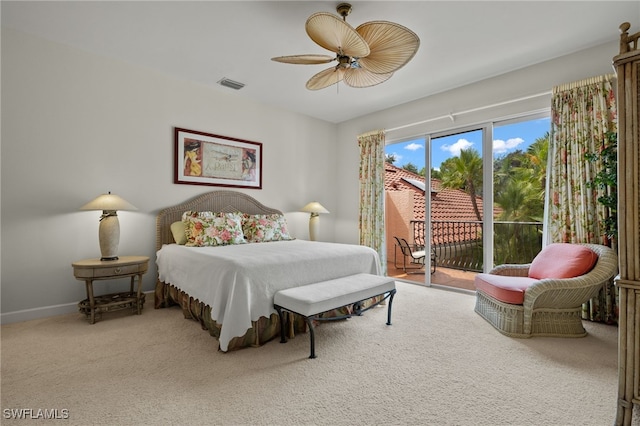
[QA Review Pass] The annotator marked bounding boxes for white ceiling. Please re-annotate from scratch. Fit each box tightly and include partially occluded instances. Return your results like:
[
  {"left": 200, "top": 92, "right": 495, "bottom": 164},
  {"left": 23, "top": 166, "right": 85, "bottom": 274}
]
[{"left": 3, "top": 1, "right": 638, "bottom": 123}]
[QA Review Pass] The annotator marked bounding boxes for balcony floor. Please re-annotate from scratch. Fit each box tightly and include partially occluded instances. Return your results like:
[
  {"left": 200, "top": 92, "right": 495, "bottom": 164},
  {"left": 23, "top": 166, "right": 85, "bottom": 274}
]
[{"left": 386, "top": 261, "right": 477, "bottom": 292}]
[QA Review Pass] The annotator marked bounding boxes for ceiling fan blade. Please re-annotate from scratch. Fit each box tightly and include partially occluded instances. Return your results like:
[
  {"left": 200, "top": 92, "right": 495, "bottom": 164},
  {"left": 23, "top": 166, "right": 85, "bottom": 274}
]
[
  {"left": 306, "top": 12, "right": 370, "bottom": 58},
  {"left": 306, "top": 66, "right": 346, "bottom": 90},
  {"left": 343, "top": 68, "right": 394, "bottom": 88},
  {"left": 356, "top": 21, "right": 420, "bottom": 74},
  {"left": 271, "top": 54, "right": 335, "bottom": 65}
]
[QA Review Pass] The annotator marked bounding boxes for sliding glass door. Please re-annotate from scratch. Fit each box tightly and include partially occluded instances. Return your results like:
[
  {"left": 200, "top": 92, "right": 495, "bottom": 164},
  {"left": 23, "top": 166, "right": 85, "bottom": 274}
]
[
  {"left": 385, "top": 114, "right": 549, "bottom": 290},
  {"left": 427, "top": 127, "right": 488, "bottom": 289},
  {"left": 384, "top": 126, "right": 489, "bottom": 290}
]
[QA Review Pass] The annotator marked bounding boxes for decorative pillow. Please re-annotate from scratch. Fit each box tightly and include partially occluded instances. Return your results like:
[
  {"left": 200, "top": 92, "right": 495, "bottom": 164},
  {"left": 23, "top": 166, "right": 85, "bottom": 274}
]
[
  {"left": 242, "top": 214, "right": 293, "bottom": 243},
  {"left": 182, "top": 211, "right": 245, "bottom": 247},
  {"left": 528, "top": 243, "right": 598, "bottom": 279},
  {"left": 170, "top": 221, "right": 187, "bottom": 245}
]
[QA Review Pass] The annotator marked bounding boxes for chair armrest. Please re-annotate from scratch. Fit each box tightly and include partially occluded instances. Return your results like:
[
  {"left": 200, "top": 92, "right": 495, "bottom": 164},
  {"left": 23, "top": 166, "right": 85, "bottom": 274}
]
[
  {"left": 523, "top": 275, "right": 605, "bottom": 310},
  {"left": 488, "top": 263, "right": 530, "bottom": 277}
]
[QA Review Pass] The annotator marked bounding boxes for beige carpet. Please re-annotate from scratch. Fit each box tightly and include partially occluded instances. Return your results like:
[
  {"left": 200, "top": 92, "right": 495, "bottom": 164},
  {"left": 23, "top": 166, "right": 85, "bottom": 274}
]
[{"left": 1, "top": 281, "right": 619, "bottom": 426}]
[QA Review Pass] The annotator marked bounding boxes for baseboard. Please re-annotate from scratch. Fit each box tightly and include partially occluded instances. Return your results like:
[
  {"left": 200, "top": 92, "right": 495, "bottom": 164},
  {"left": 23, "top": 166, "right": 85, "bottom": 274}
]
[{"left": 0, "top": 291, "right": 155, "bottom": 325}]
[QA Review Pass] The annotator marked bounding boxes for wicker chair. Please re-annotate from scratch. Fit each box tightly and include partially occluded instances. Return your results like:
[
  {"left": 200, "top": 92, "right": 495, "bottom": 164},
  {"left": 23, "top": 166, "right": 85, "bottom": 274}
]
[{"left": 474, "top": 243, "right": 618, "bottom": 338}]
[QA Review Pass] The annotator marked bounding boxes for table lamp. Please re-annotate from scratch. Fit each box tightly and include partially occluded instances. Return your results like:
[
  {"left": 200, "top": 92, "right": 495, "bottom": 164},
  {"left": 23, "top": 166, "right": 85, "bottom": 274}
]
[
  {"left": 301, "top": 201, "right": 329, "bottom": 241},
  {"left": 80, "top": 192, "right": 137, "bottom": 261}
]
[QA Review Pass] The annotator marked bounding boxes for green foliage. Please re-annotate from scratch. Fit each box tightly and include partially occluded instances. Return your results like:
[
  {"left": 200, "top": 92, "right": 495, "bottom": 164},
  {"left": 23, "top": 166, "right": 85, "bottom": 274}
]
[
  {"left": 585, "top": 131, "right": 618, "bottom": 239},
  {"left": 402, "top": 162, "right": 419, "bottom": 174},
  {"left": 493, "top": 133, "right": 548, "bottom": 223},
  {"left": 490, "top": 133, "right": 548, "bottom": 264},
  {"left": 385, "top": 154, "right": 396, "bottom": 164},
  {"left": 440, "top": 149, "right": 484, "bottom": 220}
]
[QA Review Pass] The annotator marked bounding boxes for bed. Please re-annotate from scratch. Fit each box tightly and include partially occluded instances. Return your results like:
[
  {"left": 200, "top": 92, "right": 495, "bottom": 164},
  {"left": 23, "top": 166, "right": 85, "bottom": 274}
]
[{"left": 154, "top": 190, "right": 383, "bottom": 352}]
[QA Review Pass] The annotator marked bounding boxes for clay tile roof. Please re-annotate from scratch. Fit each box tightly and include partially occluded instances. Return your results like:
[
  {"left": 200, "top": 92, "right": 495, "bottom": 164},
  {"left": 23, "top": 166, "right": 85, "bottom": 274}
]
[
  {"left": 385, "top": 162, "right": 489, "bottom": 221},
  {"left": 385, "top": 163, "right": 501, "bottom": 244}
]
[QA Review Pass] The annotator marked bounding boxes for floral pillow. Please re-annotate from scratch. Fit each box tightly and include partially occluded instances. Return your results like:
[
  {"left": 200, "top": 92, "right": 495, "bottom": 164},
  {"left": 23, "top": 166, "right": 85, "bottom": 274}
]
[
  {"left": 182, "top": 211, "right": 246, "bottom": 247},
  {"left": 242, "top": 214, "right": 293, "bottom": 243}
]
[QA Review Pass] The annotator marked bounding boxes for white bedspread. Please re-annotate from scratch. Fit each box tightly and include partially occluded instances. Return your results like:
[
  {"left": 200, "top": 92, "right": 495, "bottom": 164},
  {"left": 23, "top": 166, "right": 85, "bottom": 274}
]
[{"left": 156, "top": 240, "right": 381, "bottom": 351}]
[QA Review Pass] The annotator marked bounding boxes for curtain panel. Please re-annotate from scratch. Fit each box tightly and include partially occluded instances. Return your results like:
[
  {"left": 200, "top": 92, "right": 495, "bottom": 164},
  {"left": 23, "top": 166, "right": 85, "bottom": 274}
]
[
  {"left": 546, "top": 74, "right": 618, "bottom": 323},
  {"left": 358, "top": 130, "right": 386, "bottom": 275}
]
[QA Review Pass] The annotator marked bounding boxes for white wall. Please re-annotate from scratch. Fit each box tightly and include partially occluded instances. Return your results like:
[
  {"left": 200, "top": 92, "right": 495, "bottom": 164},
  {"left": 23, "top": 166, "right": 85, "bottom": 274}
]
[
  {"left": 1, "top": 29, "right": 338, "bottom": 321},
  {"left": 0, "top": 26, "right": 621, "bottom": 322},
  {"left": 334, "top": 40, "right": 620, "bottom": 244}
]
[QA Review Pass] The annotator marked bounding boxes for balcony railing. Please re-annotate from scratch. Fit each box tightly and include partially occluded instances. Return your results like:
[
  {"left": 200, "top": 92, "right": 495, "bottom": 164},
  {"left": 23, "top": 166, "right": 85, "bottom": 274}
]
[{"left": 410, "top": 220, "right": 543, "bottom": 272}]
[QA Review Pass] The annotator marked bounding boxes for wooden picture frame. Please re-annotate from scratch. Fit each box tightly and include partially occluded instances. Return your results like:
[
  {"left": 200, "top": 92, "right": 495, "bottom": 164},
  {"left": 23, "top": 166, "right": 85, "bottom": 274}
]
[{"left": 174, "top": 127, "right": 262, "bottom": 189}]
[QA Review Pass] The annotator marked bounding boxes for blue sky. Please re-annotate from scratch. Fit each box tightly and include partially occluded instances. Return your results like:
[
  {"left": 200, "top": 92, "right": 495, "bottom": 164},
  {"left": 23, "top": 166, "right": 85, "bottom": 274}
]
[{"left": 386, "top": 117, "right": 551, "bottom": 171}]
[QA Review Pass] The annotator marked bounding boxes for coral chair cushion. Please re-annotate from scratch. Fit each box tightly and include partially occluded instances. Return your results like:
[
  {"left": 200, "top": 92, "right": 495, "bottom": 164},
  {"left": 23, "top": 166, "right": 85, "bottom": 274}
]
[
  {"left": 474, "top": 274, "right": 537, "bottom": 304},
  {"left": 528, "top": 243, "right": 598, "bottom": 280}
]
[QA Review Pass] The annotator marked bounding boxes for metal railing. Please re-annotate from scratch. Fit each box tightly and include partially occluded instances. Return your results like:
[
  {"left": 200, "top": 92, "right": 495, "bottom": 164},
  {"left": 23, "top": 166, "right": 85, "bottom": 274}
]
[{"left": 410, "top": 220, "right": 543, "bottom": 272}]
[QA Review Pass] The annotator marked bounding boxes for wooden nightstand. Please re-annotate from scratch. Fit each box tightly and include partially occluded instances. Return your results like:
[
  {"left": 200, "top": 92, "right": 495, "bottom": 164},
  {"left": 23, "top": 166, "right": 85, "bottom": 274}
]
[{"left": 72, "top": 256, "right": 149, "bottom": 324}]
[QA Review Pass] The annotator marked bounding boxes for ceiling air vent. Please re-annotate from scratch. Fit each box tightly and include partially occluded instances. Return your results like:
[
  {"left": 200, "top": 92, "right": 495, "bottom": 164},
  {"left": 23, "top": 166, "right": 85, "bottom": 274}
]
[{"left": 217, "top": 78, "right": 245, "bottom": 90}]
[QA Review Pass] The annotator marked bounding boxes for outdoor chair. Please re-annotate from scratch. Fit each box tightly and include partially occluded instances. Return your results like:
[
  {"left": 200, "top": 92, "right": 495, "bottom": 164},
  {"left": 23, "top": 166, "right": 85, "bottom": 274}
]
[
  {"left": 394, "top": 237, "right": 436, "bottom": 274},
  {"left": 474, "top": 243, "right": 618, "bottom": 338}
]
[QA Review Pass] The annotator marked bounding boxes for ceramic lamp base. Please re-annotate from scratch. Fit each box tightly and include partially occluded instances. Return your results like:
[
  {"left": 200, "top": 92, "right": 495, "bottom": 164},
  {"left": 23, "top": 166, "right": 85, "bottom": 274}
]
[
  {"left": 308, "top": 214, "right": 319, "bottom": 241},
  {"left": 98, "top": 213, "right": 120, "bottom": 261}
]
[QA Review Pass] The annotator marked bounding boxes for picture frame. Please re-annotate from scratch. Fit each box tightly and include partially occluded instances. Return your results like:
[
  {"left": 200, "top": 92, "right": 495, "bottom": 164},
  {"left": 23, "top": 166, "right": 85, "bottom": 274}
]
[{"left": 174, "top": 127, "right": 262, "bottom": 189}]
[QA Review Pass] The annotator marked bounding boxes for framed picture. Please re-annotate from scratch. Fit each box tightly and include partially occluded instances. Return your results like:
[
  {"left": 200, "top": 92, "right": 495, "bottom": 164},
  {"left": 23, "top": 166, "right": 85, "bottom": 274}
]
[{"left": 174, "top": 127, "right": 262, "bottom": 189}]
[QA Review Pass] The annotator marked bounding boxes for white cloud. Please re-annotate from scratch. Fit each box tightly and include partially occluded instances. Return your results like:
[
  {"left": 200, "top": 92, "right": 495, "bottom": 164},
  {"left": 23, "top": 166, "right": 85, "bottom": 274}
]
[
  {"left": 441, "top": 138, "right": 474, "bottom": 156},
  {"left": 493, "top": 137, "right": 524, "bottom": 154},
  {"left": 404, "top": 142, "right": 423, "bottom": 151}
]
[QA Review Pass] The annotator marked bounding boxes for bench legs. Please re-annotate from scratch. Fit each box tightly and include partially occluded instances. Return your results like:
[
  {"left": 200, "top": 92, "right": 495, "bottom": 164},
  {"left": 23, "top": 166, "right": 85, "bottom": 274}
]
[
  {"left": 386, "top": 289, "right": 395, "bottom": 326},
  {"left": 275, "top": 289, "right": 396, "bottom": 359},
  {"left": 305, "top": 316, "right": 317, "bottom": 359}
]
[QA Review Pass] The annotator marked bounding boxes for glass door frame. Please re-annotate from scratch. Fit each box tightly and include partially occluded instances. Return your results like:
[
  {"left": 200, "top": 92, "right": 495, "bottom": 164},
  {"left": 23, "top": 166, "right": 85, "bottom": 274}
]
[{"left": 423, "top": 123, "right": 494, "bottom": 286}]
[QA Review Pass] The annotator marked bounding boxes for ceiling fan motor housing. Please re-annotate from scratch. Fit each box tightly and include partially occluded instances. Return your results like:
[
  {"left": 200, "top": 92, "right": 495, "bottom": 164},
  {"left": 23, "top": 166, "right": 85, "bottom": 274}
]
[
  {"left": 338, "top": 55, "right": 352, "bottom": 68},
  {"left": 336, "top": 3, "right": 352, "bottom": 19}
]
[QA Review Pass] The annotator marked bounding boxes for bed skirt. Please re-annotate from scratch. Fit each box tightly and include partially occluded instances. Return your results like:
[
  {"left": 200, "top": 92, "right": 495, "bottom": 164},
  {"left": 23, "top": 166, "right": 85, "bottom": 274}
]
[{"left": 154, "top": 280, "right": 382, "bottom": 351}]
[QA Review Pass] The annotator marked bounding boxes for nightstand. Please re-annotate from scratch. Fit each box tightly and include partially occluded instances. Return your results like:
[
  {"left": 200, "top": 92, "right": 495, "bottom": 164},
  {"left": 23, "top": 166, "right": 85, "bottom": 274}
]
[{"left": 72, "top": 256, "right": 149, "bottom": 324}]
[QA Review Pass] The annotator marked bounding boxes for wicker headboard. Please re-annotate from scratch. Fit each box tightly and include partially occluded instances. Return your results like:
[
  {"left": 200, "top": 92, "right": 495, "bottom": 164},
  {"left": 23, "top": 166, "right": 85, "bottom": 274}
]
[{"left": 155, "top": 190, "right": 283, "bottom": 250}]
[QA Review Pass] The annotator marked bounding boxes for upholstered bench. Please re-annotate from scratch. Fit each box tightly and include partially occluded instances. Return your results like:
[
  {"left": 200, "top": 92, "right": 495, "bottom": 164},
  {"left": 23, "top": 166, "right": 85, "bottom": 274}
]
[
  {"left": 474, "top": 243, "right": 618, "bottom": 338},
  {"left": 274, "top": 273, "right": 396, "bottom": 358}
]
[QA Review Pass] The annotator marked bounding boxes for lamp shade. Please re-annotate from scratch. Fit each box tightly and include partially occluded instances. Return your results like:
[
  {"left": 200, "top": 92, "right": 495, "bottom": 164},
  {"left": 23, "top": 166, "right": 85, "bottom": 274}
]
[
  {"left": 80, "top": 192, "right": 137, "bottom": 212},
  {"left": 80, "top": 192, "right": 137, "bottom": 261},
  {"left": 300, "top": 201, "right": 329, "bottom": 214}
]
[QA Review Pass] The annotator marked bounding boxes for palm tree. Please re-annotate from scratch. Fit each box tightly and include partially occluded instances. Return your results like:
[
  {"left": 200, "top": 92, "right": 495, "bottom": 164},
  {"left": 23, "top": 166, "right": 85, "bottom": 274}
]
[
  {"left": 492, "top": 134, "right": 549, "bottom": 264},
  {"left": 523, "top": 132, "right": 549, "bottom": 191},
  {"left": 493, "top": 178, "right": 544, "bottom": 264},
  {"left": 495, "top": 179, "right": 540, "bottom": 222},
  {"left": 440, "top": 148, "right": 483, "bottom": 220}
]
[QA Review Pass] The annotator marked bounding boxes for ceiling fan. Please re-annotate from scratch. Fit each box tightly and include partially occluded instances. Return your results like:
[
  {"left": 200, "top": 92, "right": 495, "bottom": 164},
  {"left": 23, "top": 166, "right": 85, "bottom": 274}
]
[{"left": 271, "top": 3, "right": 420, "bottom": 91}]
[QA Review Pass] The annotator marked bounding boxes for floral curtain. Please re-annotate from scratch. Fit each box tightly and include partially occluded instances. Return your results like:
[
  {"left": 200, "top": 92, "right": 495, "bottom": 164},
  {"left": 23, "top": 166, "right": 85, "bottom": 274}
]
[
  {"left": 546, "top": 74, "right": 618, "bottom": 324},
  {"left": 358, "top": 130, "right": 386, "bottom": 275}
]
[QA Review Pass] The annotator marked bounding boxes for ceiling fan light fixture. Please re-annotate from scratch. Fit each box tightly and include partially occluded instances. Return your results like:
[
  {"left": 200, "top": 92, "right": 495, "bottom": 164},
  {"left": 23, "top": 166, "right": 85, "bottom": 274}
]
[
  {"left": 337, "top": 55, "right": 352, "bottom": 68},
  {"left": 217, "top": 78, "right": 245, "bottom": 90}
]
